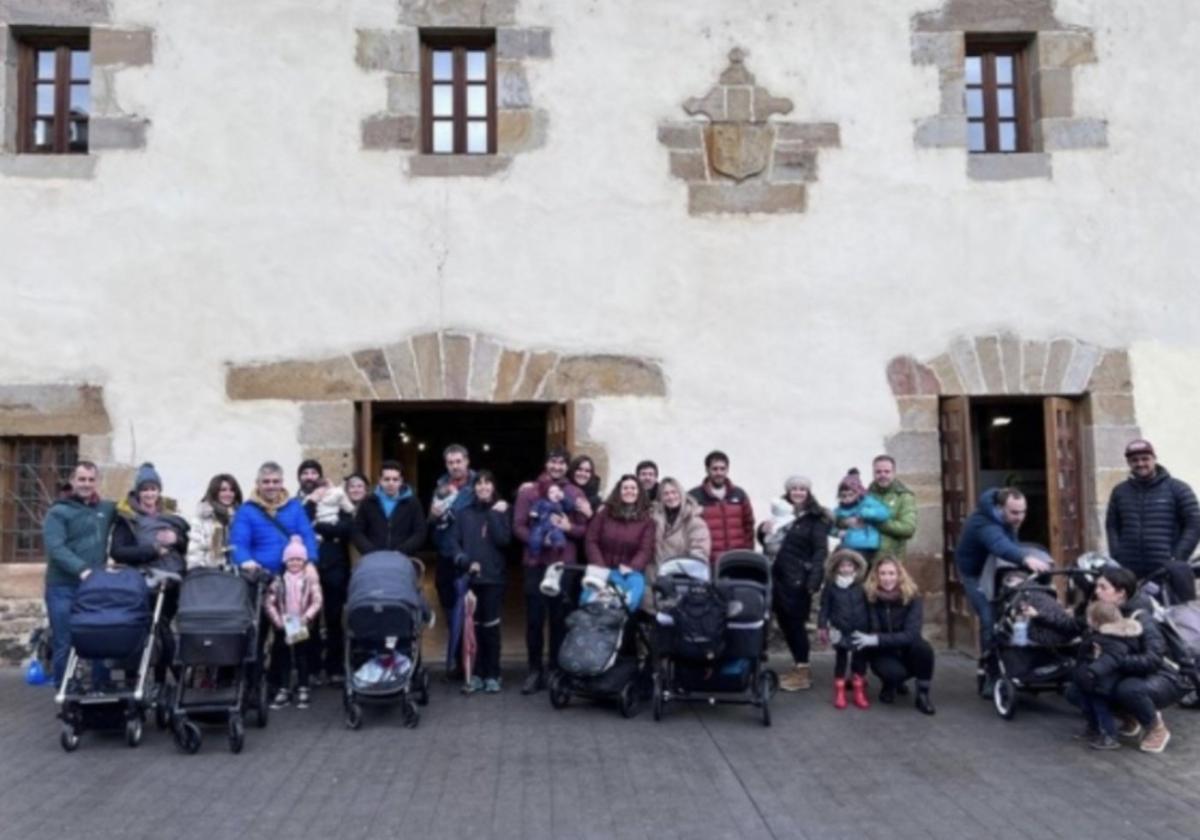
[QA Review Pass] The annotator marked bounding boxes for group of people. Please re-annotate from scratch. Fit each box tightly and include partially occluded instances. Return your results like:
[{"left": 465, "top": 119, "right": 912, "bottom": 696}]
[{"left": 39, "top": 436, "right": 1197, "bottom": 749}]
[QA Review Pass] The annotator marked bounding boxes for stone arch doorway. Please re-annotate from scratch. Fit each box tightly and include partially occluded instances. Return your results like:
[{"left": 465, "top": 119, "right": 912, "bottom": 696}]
[{"left": 883, "top": 335, "right": 1138, "bottom": 649}]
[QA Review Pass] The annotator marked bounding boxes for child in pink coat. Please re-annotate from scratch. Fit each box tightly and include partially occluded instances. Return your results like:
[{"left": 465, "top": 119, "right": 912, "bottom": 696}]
[{"left": 266, "top": 536, "right": 323, "bottom": 709}]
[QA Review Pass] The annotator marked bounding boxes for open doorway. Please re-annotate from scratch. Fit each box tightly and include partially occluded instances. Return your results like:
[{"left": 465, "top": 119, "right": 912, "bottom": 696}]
[{"left": 971, "top": 398, "right": 1050, "bottom": 548}]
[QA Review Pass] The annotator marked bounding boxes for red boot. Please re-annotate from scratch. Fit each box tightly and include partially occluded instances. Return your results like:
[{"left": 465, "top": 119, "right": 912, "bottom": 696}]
[
  {"left": 851, "top": 675, "right": 870, "bottom": 709},
  {"left": 833, "top": 677, "right": 847, "bottom": 709}
]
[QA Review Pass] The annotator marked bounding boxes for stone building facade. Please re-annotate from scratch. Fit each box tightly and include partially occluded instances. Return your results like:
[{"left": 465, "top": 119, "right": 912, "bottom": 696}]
[{"left": 1, "top": 0, "right": 1198, "bottom": 657}]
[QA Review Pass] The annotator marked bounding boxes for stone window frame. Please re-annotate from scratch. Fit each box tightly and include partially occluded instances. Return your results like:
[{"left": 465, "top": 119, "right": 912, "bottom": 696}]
[
  {"left": 0, "top": 435, "right": 79, "bottom": 564},
  {"left": 419, "top": 29, "right": 497, "bottom": 156},
  {"left": 11, "top": 28, "right": 91, "bottom": 155}
]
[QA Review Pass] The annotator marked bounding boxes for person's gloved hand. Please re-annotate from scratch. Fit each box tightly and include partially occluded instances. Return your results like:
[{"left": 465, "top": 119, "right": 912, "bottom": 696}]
[
  {"left": 851, "top": 631, "right": 879, "bottom": 650},
  {"left": 818, "top": 628, "right": 830, "bottom": 647}
]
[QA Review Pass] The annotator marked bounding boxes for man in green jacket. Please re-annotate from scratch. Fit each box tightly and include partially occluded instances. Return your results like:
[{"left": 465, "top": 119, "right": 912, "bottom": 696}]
[
  {"left": 869, "top": 455, "right": 917, "bottom": 561},
  {"left": 43, "top": 461, "right": 117, "bottom": 686}
]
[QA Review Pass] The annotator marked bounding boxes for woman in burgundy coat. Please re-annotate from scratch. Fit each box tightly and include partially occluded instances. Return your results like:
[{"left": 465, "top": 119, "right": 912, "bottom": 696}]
[{"left": 585, "top": 475, "right": 655, "bottom": 611}]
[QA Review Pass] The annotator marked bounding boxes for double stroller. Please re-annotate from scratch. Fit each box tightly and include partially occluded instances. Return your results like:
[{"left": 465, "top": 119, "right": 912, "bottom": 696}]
[
  {"left": 549, "top": 567, "right": 651, "bottom": 718},
  {"left": 650, "top": 551, "right": 775, "bottom": 726},
  {"left": 56, "top": 565, "right": 178, "bottom": 751},
  {"left": 170, "top": 566, "right": 269, "bottom": 753},
  {"left": 343, "top": 552, "right": 432, "bottom": 730}
]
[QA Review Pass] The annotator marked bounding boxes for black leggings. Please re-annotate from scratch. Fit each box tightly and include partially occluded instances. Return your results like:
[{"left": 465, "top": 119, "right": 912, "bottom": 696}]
[
  {"left": 472, "top": 583, "right": 503, "bottom": 681},
  {"left": 270, "top": 624, "right": 312, "bottom": 691},
  {"left": 868, "top": 639, "right": 936, "bottom": 686},
  {"left": 834, "top": 647, "right": 868, "bottom": 679},
  {"left": 772, "top": 584, "right": 812, "bottom": 665}
]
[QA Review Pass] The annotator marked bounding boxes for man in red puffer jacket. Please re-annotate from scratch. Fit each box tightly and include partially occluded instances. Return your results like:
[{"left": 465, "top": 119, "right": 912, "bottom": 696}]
[{"left": 688, "top": 450, "right": 755, "bottom": 566}]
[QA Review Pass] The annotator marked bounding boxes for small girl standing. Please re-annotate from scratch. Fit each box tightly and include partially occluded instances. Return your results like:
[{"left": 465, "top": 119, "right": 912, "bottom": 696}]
[
  {"left": 266, "top": 537, "right": 323, "bottom": 709},
  {"left": 818, "top": 549, "right": 872, "bottom": 709}
]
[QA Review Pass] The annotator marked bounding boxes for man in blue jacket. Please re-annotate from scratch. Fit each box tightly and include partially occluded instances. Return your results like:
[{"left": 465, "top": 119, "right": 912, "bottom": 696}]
[
  {"left": 230, "top": 461, "right": 318, "bottom": 575},
  {"left": 954, "top": 487, "right": 1051, "bottom": 667}
]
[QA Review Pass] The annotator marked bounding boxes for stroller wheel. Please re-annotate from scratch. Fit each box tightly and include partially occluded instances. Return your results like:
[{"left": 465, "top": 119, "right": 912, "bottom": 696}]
[
  {"left": 403, "top": 700, "right": 420, "bottom": 729},
  {"left": 651, "top": 672, "right": 664, "bottom": 722},
  {"left": 757, "top": 672, "right": 773, "bottom": 728},
  {"left": 993, "top": 677, "right": 1017, "bottom": 720},
  {"left": 60, "top": 723, "right": 80, "bottom": 753},
  {"left": 762, "top": 669, "right": 780, "bottom": 702},
  {"left": 228, "top": 715, "right": 245, "bottom": 754},
  {"left": 345, "top": 702, "right": 363, "bottom": 730},
  {"left": 618, "top": 683, "right": 640, "bottom": 719},
  {"left": 548, "top": 673, "right": 570, "bottom": 710},
  {"left": 415, "top": 668, "right": 431, "bottom": 707},
  {"left": 124, "top": 717, "right": 143, "bottom": 748},
  {"left": 175, "top": 720, "right": 202, "bottom": 754}
]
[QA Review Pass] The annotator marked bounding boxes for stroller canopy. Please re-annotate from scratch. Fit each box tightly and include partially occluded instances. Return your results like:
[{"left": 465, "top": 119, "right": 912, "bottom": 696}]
[
  {"left": 349, "top": 552, "right": 424, "bottom": 613},
  {"left": 716, "top": 550, "right": 770, "bottom": 586},
  {"left": 177, "top": 568, "right": 256, "bottom": 635},
  {"left": 658, "top": 557, "right": 711, "bottom": 582}
]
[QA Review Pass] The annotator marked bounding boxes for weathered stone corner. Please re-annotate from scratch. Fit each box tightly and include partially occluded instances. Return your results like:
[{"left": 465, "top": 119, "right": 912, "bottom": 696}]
[{"left": 660, "top": 47, "right": 839, "bottom": 216}]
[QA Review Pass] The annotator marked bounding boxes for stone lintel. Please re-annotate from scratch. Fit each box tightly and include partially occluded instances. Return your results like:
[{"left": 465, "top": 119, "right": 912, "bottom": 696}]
[
  {"left": 408, "top": 154, "right": 511, "bottom": 178},
  {"left": 0, "top": 0, "right": 110, "bottom": 26},
  {"left": 0, "top": 384, "right": 111, "bottom": 435},
  {"left": 967, "top": 152, "right": 1051, "bottom": 181},
  {"left": 913, "top": 0, "right": 1063, "bottom": 33},
  {"left": 541, "top": 356, "right": 667, "bottom": 401},
  {"left": 687, "top": 182, "right": 806, "bottom": 215},
  {"left": 226, "top": 357, "right": 374, "bottom": 401},
  {"left": 0, "top": 154, "right": 96, "bottom": 178},
  {"left": 88, "top": 116, "right": 147, "bottom": 150},
  {"left": 398, "top": 0, "right": 518, "bottom": 27},
  {"left": 91, "top": 27, "right": 152, "bottom": 67}
]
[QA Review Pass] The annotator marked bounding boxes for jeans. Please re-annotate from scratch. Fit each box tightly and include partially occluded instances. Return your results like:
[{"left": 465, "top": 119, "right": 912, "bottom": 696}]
[
  {"left": 958, "top": 573, "right": 994, "bottom": 654},
  {"left": 772, "top": 583, "right": 813, "bottom": 665},
  {"left": 1077, "top": 690, "right": 1117, "bottom": 736},
  {"left": 869, "top": 639, "right": 936, "bottom": 686}
]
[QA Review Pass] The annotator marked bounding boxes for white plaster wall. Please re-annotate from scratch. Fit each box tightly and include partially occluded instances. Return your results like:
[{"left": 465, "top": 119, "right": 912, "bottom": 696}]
[{"left": 1, "top": 0, "right": 1199, "bottom": 514}]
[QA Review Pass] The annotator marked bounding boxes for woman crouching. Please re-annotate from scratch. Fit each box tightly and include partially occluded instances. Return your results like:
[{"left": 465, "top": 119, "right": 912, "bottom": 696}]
[{"left": 855, "top": 556, "right": 936, "bottom": 715}]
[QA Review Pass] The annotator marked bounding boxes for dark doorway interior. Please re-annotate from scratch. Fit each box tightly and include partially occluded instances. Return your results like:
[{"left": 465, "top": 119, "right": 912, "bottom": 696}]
[{"left": 971, "top": 398, "right": 1050, "bottom": 550}]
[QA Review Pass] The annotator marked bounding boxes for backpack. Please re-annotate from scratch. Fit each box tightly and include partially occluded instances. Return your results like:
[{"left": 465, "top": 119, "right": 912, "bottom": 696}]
[{"left": 670, "top": 584, "right": 728, "bottom": 662}]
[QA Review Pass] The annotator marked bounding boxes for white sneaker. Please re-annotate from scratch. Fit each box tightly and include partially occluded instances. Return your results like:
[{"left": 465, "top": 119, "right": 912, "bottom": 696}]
[{"left": 270, "top": 689, "right": 290, "bottom": 709}]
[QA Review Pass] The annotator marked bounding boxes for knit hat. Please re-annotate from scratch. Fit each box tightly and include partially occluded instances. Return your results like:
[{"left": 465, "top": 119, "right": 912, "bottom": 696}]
[
  {"left": 134, "top": 462, "right": 162, "bottom": 492},
  {"left": 837, "top": 468, "right": 865, "bottom": 499},
  {"left": 1124, "top": 439, "right": 1155, "bottom": 458},
  {"left": 784, "top": 475, "right": 812, "bottom": 492},
  {"left": 282, "top": 535, "right": 307, "bottom": 563},
  {"left": 297, "top": 458, "right": 324, "bottom": 479}
]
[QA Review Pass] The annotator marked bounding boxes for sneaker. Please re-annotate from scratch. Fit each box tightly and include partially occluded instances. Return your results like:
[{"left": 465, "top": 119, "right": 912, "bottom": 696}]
[
  {"left": 520, "top": 670, "right": 545, "bottom": 695},
  {"left": 462, "top": 676, "right": 484, "bottom": 695},
  {"left": 1089, "top": 734, "right": 1120, "bottom": 751},
  {"left": 483, "top": 678, "right": 502, "bottom": 694},
  {"left": 1117, "top": 717, "right": 1143, "bottom": 739},
  {"left": 270, "top": 689, "right": 290, "bottom": 709},
  {"left": 1139, "top": 715, "right": 1171, "bottom": 753},
  {"left": 295, "top": 687, "right": 311, "bottom": 709}
]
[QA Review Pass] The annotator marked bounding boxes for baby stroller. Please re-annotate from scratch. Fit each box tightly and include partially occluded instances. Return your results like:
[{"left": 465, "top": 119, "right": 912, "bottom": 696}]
[
  {"left": 549, "top": 567, "right": 650, "bottom": 718},
  {"left": 56, "top": 565, "right": 178, "bottom": 752},
  {"left": 1134, "top": 566, "right": 1200, "bottom": 707},
  {"left": 982, "top": 557, "right": 1079, "bottom": 720},
  {"left": 651, "top": 551, "right": 775, "bottom": 727},
  {"left": 343, "top": 551, "right": 432, "bottom": 730},
  {"left": 170, "top": 566, "right": 268, "bottom": 754}
]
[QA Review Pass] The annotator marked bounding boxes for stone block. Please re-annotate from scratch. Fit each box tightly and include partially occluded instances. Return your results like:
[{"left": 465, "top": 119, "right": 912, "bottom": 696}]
[
  {"left": 352, "top": 348, "right": 398, "bottom": 399},
  {"left": 938, "top": 67, "right": 966, "bottom": 115},
  {"left": 227, "top": 357, "right": 373, "bottom": 401},
  {"left": 1037, "top": 31, "right": 1096, "bottom": 68},
  {"left": 411, "top": 332, "right": 444, "bottom": 399},
  {"left": 1087, "top": 350, "right": 1132, "bottom": 394},
  {"left": 884, "top": 432, "right": 942, "bottom": 475},
  {"left": 77, "top": 433, "right": 112, "bottom": 463},
  {"left": 914, "top": 114, "right": 965, "bottom": 149},
  {"left": 1087, "top": 393, "right": 1137, "bottom": 428},
  {"left": 513, "top": 351, "right": 558, "bottom": 400},
  {"left": 911, "top": 31, "right": 964, "bottom": 69},
  {"left": 0, "top": 567, "right": 49, "bottom": 599},
  {"left": 399, "top": 0, "right": 518, "bottom": 27},
  {"left": 379, "top": 342, "right": 418, "bottom": 399},
  {"left": 0, "top": 0, "right": 110, "bottom": 26},
  {"left": 751, "top": 87, "right": 793, "bottom": 123},
  {"left": 1035, "top": 117, "right": 1107, "bottom": 151},
  {"left": 687, "top": 182, "right": 806, "bottom": 215},
  {"left": 913, "top": 0, "right": 1061, "bottom": 33},
  {"left": 999, "top": 333, "right": 1022, "bottom": 393},
  {"left": 907, "top": 506, "right": 944, "bottom": 556},
  {"left": 927, "top": 352, "right": 963, "bottom": 395},
  {"left": 541, "top": 356, "right": 667, "bottom": 401},
  {"left": 442, "top": 334, "right": 472, "bottom": 400},
  {"left": 300, "top": 447, "right": 356, "bottom": 482},
  {"left": 887, "top": 356, "right": 920, "bottom": 397},
  {"left": 1092, "top": 468, "right": 1128, "bottom": 507},
  {"left": 771, "top": 148, "right": 817, "bottom": 183},
  {"left": 683, "top": 88, "right": 725, "bottom": 122},
  {"left": 669, "top": 150, "right": 707, "bottom": 182},
  {"left": 726, "top": 87, "right": 752, "bottom": 123},
  {"left": 491, "top": 350, "right": 524, "bottom": 402},
  {"left": 896, "top": 396, "right": 940, "bottom": 432},
  {"left": 88, "top": 117, "right": 147, "bottom": 150},
  {"left": 774, "top": 122, "right": 840, "bottom": 147},
  {"left": 468, "top": 336, "right": 502, "bottom": 401},
  {"left": 906, "top": 554, "right": 945, "bottom": 596},
  {"left": 99, "top": 464, "right": 133, "bottom": 500},
  {"left": 1042, "top": 338, "right": 1076, "bottom": 392},
  {"left": 0, "top": 154, "right": 96, "bottom": 179},
  {"left": 1021, "top": 340, "right": 1048, "bottom": 393},
  {"left": 975, "top": 335, "right": 1005, "bottom": 394},
  {"left": 497, "top": 108, "right": 547, "bottom": 154},
  {"left": 386, "top": 73, "right": 420, "bottom": 114},
  {"left": 967, "top": 153, "right": 1051, "bottom": 182},
  {"left": 0, "top": 384, "right": 111, "bottom": 434},
  {"left": 496, "top": 28, "right": 552, "bottom": 60},
  {"left": 1089, "top": 425, "right": 1143, "bottom": 470},
  {"left": 1062, "top": 342, "right": 1102, "bottom": 394},
  {"left": 299, "top": 402, "right": 355, "bottom": 447},
  {"left": 1033, "top": 67, "right": 1073, "bottom": 119},
  {"left": 355, "top": 29, "right": 418, "bottom": 73},
  {"left": 497, "top": 60, "right": 531, "bottom": 108},
  {"left": 408, "top": 154, "right": 512, "bottom": 178},
  {"left": 949, "top": 336, "right": 985, "bottom": 393},
  {"left": 361, "top": 114, "right": 416, "bottom": 150},
  {"left": 91, "top": 28, "right": 153, "bottom": 67},
  {"left": 905, "top": 473, "right": 945, "bottom": 506},
  {"left": 657, "top": 122, "right": 704, "bottom": 151}
]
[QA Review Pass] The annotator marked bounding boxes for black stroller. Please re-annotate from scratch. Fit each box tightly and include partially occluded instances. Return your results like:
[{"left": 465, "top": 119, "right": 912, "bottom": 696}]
[
  {"left": 651, "top": 551, "right": 775, "bottom": 727},
  {"left": 56, "top": 565, "right": 178, "bottom": 751},
  {"left": 170, "top": 566, "right": 269, "bottom": 754},
  {"left": 343, "top": 552, "right": 432, "bottom": 730}
]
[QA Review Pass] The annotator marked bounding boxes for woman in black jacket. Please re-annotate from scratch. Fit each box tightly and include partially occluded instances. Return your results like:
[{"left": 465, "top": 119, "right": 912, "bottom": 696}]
[
  {"left": 857, "top": 557, "right": 936, "bottom": 715},
  {"left": 447, "top": 471, "right": 512, "bottom": 694},
  {"left": 766, "top": 478, "right": 830, "bottom": 692}
]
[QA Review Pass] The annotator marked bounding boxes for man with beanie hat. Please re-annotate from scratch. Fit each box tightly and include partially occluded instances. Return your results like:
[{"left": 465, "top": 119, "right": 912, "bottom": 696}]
[{"left": 1106, "top": 439, "right": 1200, "bottom": 602}]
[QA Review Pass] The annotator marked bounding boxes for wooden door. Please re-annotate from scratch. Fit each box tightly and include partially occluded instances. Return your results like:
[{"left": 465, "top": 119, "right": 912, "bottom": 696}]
[
  {"left": 1043, "top": 397, "right": 1084, "bottom": 568},
  {"left": 940, "top": 396, "right": 977, "bottom": 652},
  {"left": 356, "top": 402, "right": 376, "bottom": 481},
  {"left": 544, "top": 402, "right": 574, "bottom": 453}
]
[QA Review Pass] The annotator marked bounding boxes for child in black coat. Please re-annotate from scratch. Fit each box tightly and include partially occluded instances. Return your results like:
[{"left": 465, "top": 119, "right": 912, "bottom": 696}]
[
  {"left": 818, "top": 549, "right": 872, "bottom": 709},
  {"left": 1074, "top": 600, "right": 1146, "bottom": 750}
]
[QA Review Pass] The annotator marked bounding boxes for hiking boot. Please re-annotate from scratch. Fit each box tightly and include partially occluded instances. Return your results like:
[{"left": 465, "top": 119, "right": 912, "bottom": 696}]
[
  {"left": 462, "top": 676, "right": 484, "bottom": 695},
  {"left": 1117, "top": 716, "right": 1143, "bottom": 739},
  {"left": 520, "top": 670, "right": 545, "bottom": 695},
  {"left": 484, "top": 678, "right": 502, "bottom": 694},
  {"left": 879, "top": 683, "right": 896, "bottom": 704},
  {"left": 1089, "top": 734, "right": 1120, "bottom": 751},
  {"left": 851, "top": 675, "right": 870, "bottom": 710},
  {"left": 779, "top": 666, "right": 807, "bottom": 693},
  {"left": 792, "top": 664, "right": 812, "bottom": 690},
  {"left": 270, "top": 689, "right": 290, "bottom": 709},
  {"left": 1139, "top": 715, "right": 1171, "bottom": 753},
  {"left": 832, "top": 677, "right": 848, "bottom": 710},
  {"left": 295, "top": 687, "right": 311, "bottom": 709}
]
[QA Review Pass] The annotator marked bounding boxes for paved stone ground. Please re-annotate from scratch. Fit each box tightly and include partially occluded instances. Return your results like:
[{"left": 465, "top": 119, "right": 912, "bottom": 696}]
[{"left": 1, "top": 653, "right": 1197, "bottom": 840}]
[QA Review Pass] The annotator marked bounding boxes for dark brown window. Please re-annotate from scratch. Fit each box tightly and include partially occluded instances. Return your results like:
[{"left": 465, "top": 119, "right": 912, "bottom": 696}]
[
  {"left": 0, "top": 437, "right": 79, "bottom": 564},
  {"left": 15, "top": 31, "right": 91, "bottom": 154},
  {"left": 420, "top": 32, "right": 496, "bottom": 155},
  {"left": 965, "top": 41, "right": 1031, "bottom": 154}
]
